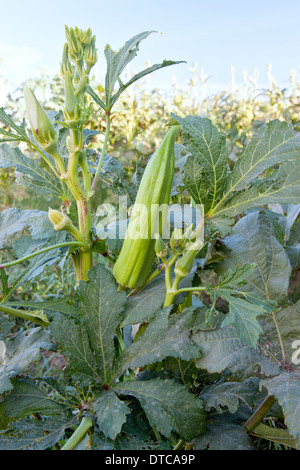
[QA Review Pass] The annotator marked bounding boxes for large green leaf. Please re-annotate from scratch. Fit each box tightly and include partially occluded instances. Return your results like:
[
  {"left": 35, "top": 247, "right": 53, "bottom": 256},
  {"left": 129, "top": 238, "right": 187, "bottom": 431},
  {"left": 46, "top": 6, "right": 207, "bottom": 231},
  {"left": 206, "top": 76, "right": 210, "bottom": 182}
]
[
  {"left": 0, "top": 327, "right": 53, "bottom": 394},
  {"left": 0, "top": 414, "right": 77, "bottom": 450},
  {"left": 199, "top": 378, "right": 259, "bottom": 414},
  {"left": 192, "top": 325, "right": 281, "bottom": 380},
  {"left": 94, "top": 31, "right": 183, "bottom": 111},
  {"left": 261, "top": 372, "right": 300, "bottom": 449},
  {"left": 171, "top": 114, "right": 227, "bottom": 213},
  {"left": 207, "top": 264, "right": 276, "bottom": 347},
  {"left": 113, "top": 378, "right": 207, "bottom": 441},
  {"left": 0, "top": 143, "right": 64, "bottom": 197},
  {"left": 208, "top": 120, "right": 300, "bottom": 217},
  {"left": 259, "top": 300, "right": 300, "bottom": 366},
  {"left": 49, "top": 315, "right": 101, "bottom": 386},
  {"left": 77, "top": 264, "right": 126, "bottom": 385},
  {"left": 192, "top": 410, "right": 254, "bottom": 450},
  {"left": 50, "top": 264, "right": 127, "bottom": 386},
  {"left": 218, "top": 211, "right": 292, "bottom": 303},
  {"left": 3, "top": 379, "right": 70, "bottom": 418},
  {"left": 213, "top": 159, "right": 300, "bottom": 217},
  {"left": 113, "top": 307, "right": 201, "bottom": 380},
  {"left": 0, "top": 208, "right": 55, "bottom": 250},
  {"left": 93, "top": 390, "right": 130, "bottom": 439}
]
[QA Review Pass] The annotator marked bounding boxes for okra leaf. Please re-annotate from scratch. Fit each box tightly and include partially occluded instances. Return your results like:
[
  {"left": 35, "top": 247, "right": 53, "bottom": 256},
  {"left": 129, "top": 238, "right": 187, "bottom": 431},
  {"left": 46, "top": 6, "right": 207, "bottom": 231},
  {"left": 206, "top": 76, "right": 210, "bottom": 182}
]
[
  {"left": 104, "top": 31, "right": 155, "bottom": 108},
  {"left": 0, "top": 108, "right": 27, "bottom": 140},
  {"left": 0, "top": 143, "right": 64, "bottom": 197},
  {"left": 77, "top": 264, "right": 127, "bottom": 385},
  {"left": 92, "top": 390, "right": 131, "bottom": 439},
  {"left": 199, "top": 377, "right": 259, "bottom": 414},
  {"left": 213, "top": 160, "right": 300, "bottom": 218},
  {"left": 225, "top": 120, "right": 300, "bottom": 192},
  {"left": 113, "top": 378, "right": 207, "bottom": 441},
  {"left": 259, "top": 300, "right": 300, "bottom": 366},
  {"left": 171, "top": 114, "right": 228, "bottom": 213},
  {"left": 49, "top": 315, "right": 101, "bottom": 386},
  {"left": 0, "top": 328, "right": 53, "bottom": 394},
  {"left": 0, "top": 414, "right": 77, "bottom": 451},
  {"left": 286, "top": 217, "right": 300, "bottom": 268},
  {"left": 110, "top": 59, "right": 185, "bottom": 108},
  {"left": 218, "top": 211, "right": 292, "bottom": 303},
  {"left": 113, "top": 307, "right": 201, "bottom": 380},
  {"left": 120, "top": 273, "right": 167, "bottom": 328},
  {"left": 261, "top": 372, "right": 300, "bottom": 449},
  {"left": 3, "top": 379, "right": 70, "bottom": 418},
  {"left": 192, "top": 410, "right": 255, "bottom": 450},
  {"left": 0, "top": 208, "right": 53, "bottom": 250},
  {"left": 207, "top": 264, "right": 276, "bottom": 348},
  {"left": 208, "top": 121, "right": 300, "bottom": 218},
  {"left": 86, "top": 403, "right": 171, "bottom": 450},
  {"left": 103, "top": 31, "right": 157, "bottom": 110},
  {"left": 50, "top": 264, "right": 127, "bottom": 386},
  {"left": 192, "top": 325, "right": 281, "bottom": 380}
]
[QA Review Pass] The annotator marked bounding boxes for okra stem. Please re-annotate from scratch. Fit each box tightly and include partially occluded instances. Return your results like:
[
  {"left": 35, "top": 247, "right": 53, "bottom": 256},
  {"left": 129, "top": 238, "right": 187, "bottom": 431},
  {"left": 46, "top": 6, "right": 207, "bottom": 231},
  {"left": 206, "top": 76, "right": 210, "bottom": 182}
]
[
  {"left": 0, "top": 241, "right": 85, "bottom": 269},
  {"left": 61, "top": 416, "right": 93, "bottom": 450},
  {"left": 91, "top": 112, "right": 111, "bottom": 191}
]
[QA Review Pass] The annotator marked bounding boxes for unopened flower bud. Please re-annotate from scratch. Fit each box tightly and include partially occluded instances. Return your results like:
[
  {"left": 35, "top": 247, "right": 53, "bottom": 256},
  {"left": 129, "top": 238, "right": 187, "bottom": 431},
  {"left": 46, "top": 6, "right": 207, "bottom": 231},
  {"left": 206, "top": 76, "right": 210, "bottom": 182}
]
[
  {"left": 174, "top": 240, "right": 202, "bottom": 280},
  {"left": 84, "top": 35, "right": 97, "bottom": 70},
  {"left": 60, "top": 44, "right": 74, "bottom": 77},
  {"left": 24, "top": 88, "right": 57, "bottom": 150},
  {"left": 48, "top": 208, "right": 70, "bottom": 231},
  {"left": 154, "top": 233, "right": 167, "bottom": 259},
  {"left": 65, "top": 26, "right": 83, "bottom": 62}
]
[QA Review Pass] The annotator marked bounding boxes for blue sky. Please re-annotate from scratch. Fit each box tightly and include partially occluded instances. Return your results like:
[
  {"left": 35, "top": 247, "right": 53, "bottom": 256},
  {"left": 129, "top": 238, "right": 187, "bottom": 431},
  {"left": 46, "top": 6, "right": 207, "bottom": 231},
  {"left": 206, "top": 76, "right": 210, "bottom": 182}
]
[{"left": 0, "top": 0, "right": 300, "bottom": 99}]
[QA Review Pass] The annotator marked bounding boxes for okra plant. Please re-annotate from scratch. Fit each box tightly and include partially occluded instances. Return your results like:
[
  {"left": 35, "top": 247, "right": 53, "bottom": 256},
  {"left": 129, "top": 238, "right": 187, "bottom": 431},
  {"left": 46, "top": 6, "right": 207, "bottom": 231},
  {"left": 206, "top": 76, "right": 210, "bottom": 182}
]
[{"left": 0, "top": 26, "right": 299, "bottom": 451}]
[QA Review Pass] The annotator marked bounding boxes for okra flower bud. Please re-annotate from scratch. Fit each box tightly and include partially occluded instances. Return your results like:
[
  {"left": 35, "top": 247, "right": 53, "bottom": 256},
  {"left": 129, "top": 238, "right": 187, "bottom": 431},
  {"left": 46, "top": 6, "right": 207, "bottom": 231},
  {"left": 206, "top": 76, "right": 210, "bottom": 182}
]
[
  {"left": 24, "top": 88, "right": 57, "bottom": 150},
  {"left": 174, "top": 240, "right": 203, "bottom": 280},
  {"left": 48, "top": 208, "right": 70, "bottom": 231},
  {"left": 84, "top": 35, "right": 97, "bottom": 71},
  {"left": 154, "top": 233, "right": 167, "bottom": 259},
  {"left": 65, "top": 26, "right": 83, "bottom": 62},
  {"left": 74, "top": 27, "right": 92, "bottom": 46},
  {"left": 48, "top": 208, "right": 87, "bottom": 245},
  {"left": 60, "top": 44, "right": 74, "bottom": 77}
]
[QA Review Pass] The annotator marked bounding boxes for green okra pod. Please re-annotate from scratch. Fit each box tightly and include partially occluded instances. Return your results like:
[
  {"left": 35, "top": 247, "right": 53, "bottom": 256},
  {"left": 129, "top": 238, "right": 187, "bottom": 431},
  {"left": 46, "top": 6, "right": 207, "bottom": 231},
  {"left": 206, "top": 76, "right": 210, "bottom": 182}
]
[{"left": 113, "top": 125, "right": 180, "bottom": 288}]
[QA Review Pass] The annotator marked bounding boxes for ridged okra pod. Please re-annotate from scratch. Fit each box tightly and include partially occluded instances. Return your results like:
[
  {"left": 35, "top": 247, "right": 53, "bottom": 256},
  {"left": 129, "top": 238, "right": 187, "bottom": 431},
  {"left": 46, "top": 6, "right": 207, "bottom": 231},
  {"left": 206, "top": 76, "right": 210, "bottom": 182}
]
[{"left": 113, "top": 125, "right": 180, "bottom": 288}]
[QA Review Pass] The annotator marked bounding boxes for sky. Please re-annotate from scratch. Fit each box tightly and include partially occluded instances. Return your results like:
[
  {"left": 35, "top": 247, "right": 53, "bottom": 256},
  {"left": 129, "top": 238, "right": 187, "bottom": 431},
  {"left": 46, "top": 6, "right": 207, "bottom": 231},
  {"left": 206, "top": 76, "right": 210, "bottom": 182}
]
[{"left": 0, "top": 0, "right": 300, "bottom": 103}]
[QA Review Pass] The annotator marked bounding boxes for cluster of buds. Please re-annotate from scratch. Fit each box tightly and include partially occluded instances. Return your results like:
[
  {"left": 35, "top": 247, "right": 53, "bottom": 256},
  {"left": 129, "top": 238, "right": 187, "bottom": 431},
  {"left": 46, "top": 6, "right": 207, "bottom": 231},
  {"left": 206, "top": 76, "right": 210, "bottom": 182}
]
[
  {"left": 170, "top": 223, "right": 194, "bottom": 253},
  {"left": 60, "top": 26, "right": 97, "bottom": 128}
]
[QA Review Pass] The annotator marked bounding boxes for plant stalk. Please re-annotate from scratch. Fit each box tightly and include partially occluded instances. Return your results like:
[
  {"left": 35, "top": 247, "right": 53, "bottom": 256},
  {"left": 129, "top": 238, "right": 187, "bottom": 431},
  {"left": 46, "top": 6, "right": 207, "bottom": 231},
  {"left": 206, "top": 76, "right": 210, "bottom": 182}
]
[
  {"left": 244, "top": 395, "right": 276, "bottom": 433},
  {"left": 91, "top": 112, "right": 111, "bottom": 191},
  {"left": 61, "top": 416, "right": 93, "bottom": 450},
  {"left": 0, "top": 241, "right": 85, "bottom": 269}
]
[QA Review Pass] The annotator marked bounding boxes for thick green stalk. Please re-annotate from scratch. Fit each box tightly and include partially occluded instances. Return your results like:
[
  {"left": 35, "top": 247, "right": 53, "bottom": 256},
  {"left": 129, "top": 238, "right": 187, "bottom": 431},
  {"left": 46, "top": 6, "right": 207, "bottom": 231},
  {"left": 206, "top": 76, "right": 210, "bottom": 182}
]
[
  {"left": 245, "top": 395, "right": 276, "bottom": 432},
  {"left": 91, "top": 112, "right": 111, "bottom": 191},
  {"left": 61, "top": 416, "right": 93, "bottom": 450},
  {"left": 67, "top": 129, "right": 93, "bottom": 281}
]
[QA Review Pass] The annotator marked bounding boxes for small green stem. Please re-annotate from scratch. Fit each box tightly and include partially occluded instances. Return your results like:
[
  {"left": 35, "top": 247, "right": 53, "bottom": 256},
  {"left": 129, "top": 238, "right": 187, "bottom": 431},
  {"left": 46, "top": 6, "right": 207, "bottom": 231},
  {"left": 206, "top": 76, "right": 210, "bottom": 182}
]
[
  {"left": 244, "top": 395, "right": 277, "bottom": 433},
  {"left": 173, "top": 438, "right": 185, "bottom": 450},
  {"left": 0, "top": 241, "right": 85, "bottom": 269},
  {"left": 91, "top": 112, "right": 111, "bottom": 191},
  {"left": 61, "top": 416, "right": 93, "bottom": 450},
  {"left": 174, "top": 286, "right": 206, "bottom": 295},
  {"left": 0, "top": 304, "right": 50, "bottom": 327}
]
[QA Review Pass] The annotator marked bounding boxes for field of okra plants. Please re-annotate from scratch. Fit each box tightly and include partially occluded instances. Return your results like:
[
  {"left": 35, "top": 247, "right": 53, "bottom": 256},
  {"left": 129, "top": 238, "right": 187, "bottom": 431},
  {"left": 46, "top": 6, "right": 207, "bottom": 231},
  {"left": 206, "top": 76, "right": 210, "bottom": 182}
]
[{"left": 0, "top": 27, "right": 299, "bottom": 451}]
